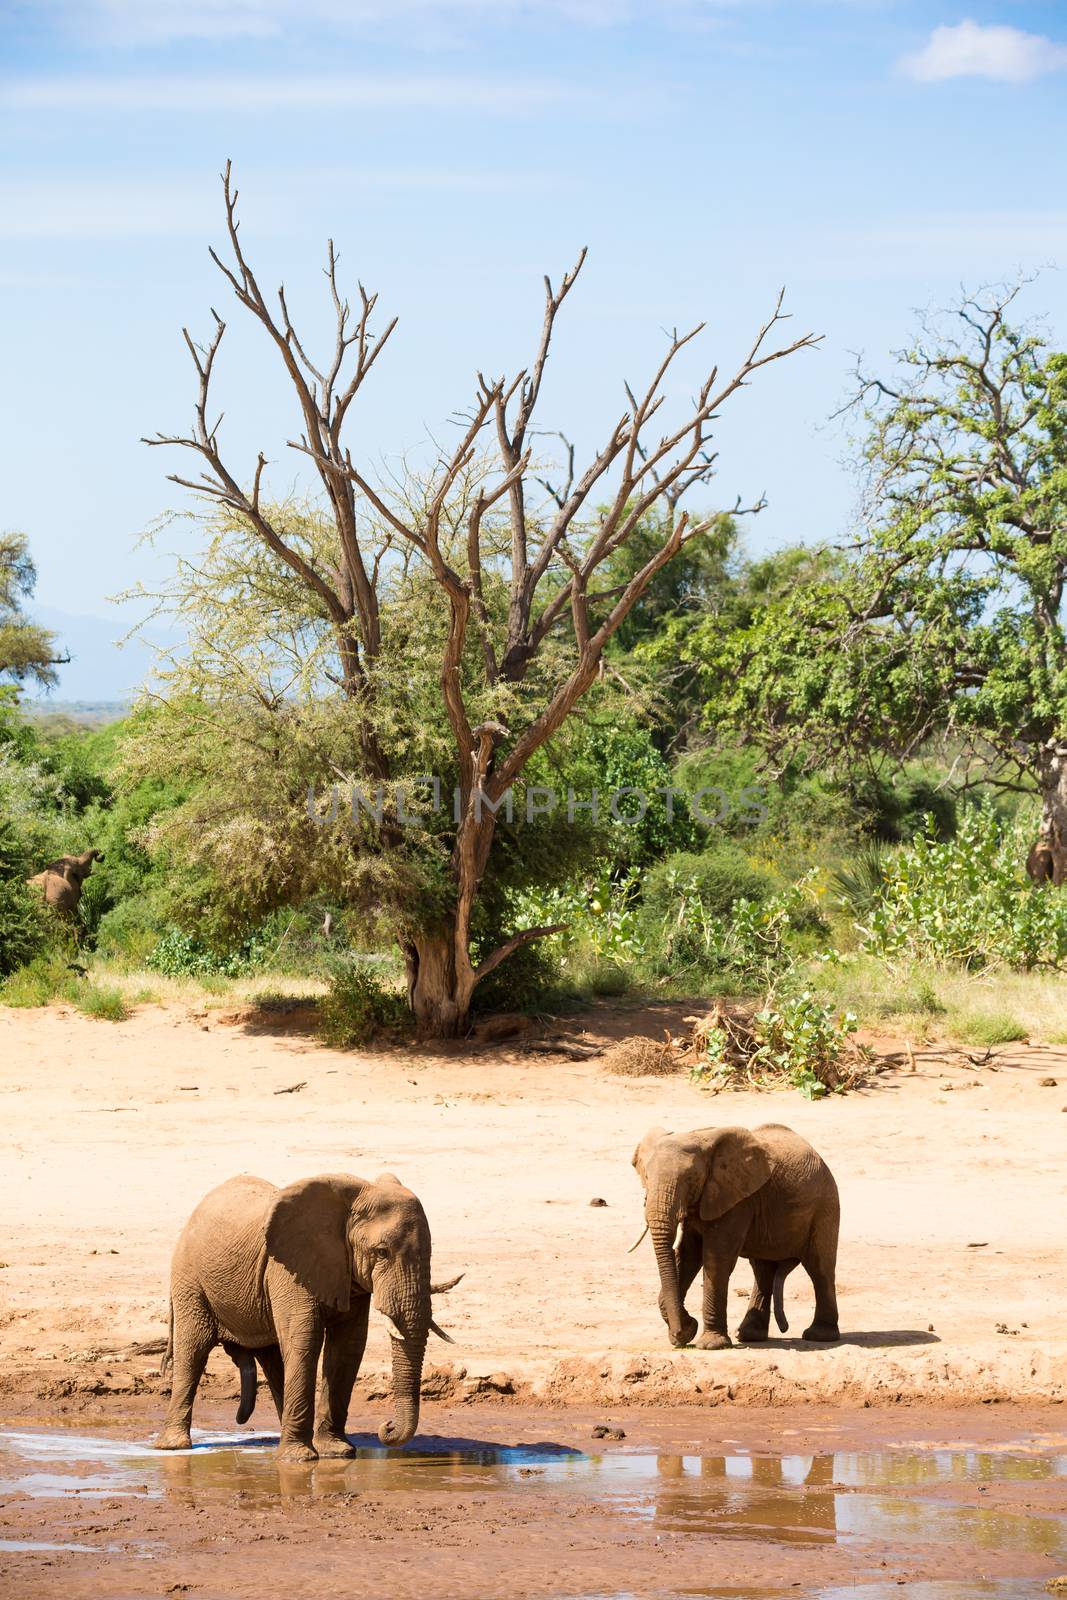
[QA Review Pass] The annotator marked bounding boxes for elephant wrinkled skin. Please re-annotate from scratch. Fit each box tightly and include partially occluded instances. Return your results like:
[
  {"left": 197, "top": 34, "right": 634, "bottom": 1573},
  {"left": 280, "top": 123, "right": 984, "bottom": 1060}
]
[
  {"left": 156, "top": 1172, "right": 458, "bottom": 1463},
  {"left": 632, "top": 1122, "right": 840, "bottom": 1351},
  {"left": 27, "top": 848, "right": 103, "bottom": 916}
]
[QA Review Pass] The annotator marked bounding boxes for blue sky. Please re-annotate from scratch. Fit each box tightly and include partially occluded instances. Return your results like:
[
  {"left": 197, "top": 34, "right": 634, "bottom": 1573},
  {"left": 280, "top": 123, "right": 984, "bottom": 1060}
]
[{"left": 2, "top": 0, "right": 1066, "bottom": 697}]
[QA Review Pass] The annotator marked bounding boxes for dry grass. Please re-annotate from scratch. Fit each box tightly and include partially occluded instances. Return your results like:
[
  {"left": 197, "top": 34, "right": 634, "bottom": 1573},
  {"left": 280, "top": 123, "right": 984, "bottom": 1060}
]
[{"left": 601, "top": 1034, "right": 680, "bottom": 1076}]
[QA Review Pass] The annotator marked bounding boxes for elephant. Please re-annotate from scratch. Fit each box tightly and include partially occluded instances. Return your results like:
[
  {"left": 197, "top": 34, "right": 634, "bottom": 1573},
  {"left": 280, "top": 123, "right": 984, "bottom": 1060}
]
[
  {"left": 631, "top": 1122, "right": 840, "bottom": 1351},
  {"left": 156, "top": 1171, "right": 461, "bottom": 1463},
  {"left": 27, "top": 849, "right": 103, "bottom": 915}
]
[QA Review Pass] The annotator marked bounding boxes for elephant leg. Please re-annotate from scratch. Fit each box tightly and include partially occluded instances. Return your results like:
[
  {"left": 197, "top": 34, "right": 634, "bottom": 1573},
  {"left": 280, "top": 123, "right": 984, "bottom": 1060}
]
[
  {"left": 659, "top": 1228, "right": 701, "bottom": 1347},
  {"left": 314, "top": 1299, "right": 369, "bottom": 1458},
  {"left": 694, "top": 1229, "right": 744, "bottom": 1351},
  {"left": 737, "top": 1259, "right": 776, "bottom": 1343},
  {"left": 801, "top": 1220, "right": 840, "bottom": 1342},
  {"left": 254, "top": 1344, "right": 285, "bottom": 1423},
  {"left": 275, "top": 1309, "right": 325, "bottom": 1463},
  {"left": 155, "top": 1293, "right": 215, "bottom": 1450}
]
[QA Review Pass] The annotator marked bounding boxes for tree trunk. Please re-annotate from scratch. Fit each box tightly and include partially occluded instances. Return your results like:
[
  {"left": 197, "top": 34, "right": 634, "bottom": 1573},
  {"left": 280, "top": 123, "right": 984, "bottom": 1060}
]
[
  {"left": 406, "top": 931, "right": 471, "bottom": 1041},
  {"left": 1030, "top": 743, "right": 1067, "bottom": 886}
]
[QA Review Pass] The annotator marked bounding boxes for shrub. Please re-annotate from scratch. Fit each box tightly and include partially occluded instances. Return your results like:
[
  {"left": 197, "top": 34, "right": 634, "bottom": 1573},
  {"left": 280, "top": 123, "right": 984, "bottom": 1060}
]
[
  {"left": 0, "top": 953, "right": 68, "bottom": 1006},
  {"left": 69, "top": 982, "right": 128, "bottom": 1022},
  {"left": 863, "top": 804, "right": 1067, "bottom": 970},
  {"left": 146, "top": 926, "right": 271, "bottom": 980},
  {"left": 0, "top": 876, "right": 51, "bottom": 977},
  {"left": 690, "top": 991, "right": 862, "bottom": 1099},
  {"left": 318, "top": 962, "right": 407, "bottom": 1048},
  {"left": 950, "top": 1011, "right": 1028, "bottom": 1047},
  {"left": 472, "top": 936, "right": 563, "bottom": 1015}
]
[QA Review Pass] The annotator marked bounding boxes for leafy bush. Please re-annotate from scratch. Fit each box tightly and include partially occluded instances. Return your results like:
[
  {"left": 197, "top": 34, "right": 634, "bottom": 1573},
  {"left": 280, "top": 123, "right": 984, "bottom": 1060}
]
[
  {"left": 146, "top": 926, "right": 272, "bottom": 979},
  {"left": 472, "top": 936, "right": 562, "bottom": 1015},
  {"left": 318, "top": 962, "right": 407, "bottom": 1048},
  {"left": 950, "top": 1010, "right": 1028, "bottom": 1046},
  {"left": 863, "top": 805, "right": 1067, "bottom": 970},
  {"left": 0, "top": 952, "right": 69, "bottom": 1006},
  {"left": 640, "top": 854, "right": 823, "bottom": 991},
  {"left": 690, "top": 991, "right": 860, "bottom": 1099},
  {"left": 71, "top": 983, "right": 129, "bottom": 1022}
]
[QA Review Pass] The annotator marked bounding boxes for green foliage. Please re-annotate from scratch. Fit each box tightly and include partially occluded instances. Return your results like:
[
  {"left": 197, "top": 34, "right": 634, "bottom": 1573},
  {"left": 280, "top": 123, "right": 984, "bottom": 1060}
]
[
  {"left": 318, "top": 962, "right": 407, "bottom": 1048},
  {"left": 0, "top": 817, "right": 51, "bottom": 976},
  {"left": 690, "top": 991, "right": 859, "bottom": 1099},
  {"left": 0, "top": 532, "right": 62, "bottom": 692},
  {"left": 0, "top": 953, "right": 70, "bottom": 1006},
  {"left": 683, "top": 292, "right": 1067, "bottom": 825},
  {"left": 71, "top": 983, "right": 129, "bottom": 1022},
  {"left": 950, "top": 1011, "right": 1027, "bottom": 1046},
  {"left": 146, "top": 926, "right": 272, "bottom": 979},
  {"left": 863, "top": 805, "right": 1067, "bottom": 970},
  {"left": 635, "top": 843, "right": 826, "bottom": 991},
  {"left": 472, "top": 936, "right": 562, "bottom": 1015}
]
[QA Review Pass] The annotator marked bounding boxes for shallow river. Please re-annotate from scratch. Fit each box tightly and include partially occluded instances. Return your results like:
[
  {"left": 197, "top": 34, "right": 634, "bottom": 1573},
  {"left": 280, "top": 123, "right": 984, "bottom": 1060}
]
[{"left": 1, "top": 1418, "right": 1065, "bottom": 1598}]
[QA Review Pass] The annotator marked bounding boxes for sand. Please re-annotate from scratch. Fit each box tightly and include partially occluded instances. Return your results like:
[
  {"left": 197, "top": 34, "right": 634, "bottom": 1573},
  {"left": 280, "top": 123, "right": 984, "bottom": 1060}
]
[{"left": 1, "top": 996, "right": 1065, "bottom": 1414}]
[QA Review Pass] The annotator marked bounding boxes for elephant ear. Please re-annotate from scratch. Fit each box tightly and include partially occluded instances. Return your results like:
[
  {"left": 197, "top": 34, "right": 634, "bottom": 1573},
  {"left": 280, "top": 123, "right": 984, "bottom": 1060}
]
[
  {"left": 631, "top": 1126, "right": 670, "bottom": 1188},
  {"left": 698, "top": 1129, "right": 773, "bottom": 1222},
  {"left": 264, "top": 1175, "right": 365, "bottom": 1311}
]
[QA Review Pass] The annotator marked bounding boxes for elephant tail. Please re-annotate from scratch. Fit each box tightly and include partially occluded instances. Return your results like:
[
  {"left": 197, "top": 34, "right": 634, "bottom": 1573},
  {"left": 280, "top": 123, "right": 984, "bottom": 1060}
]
[
  {"left": 160, "top": 1300, "right": 173, "bottom": 1381},
  {"left": 222, "top": 1340, "right": 258, "bottom": 1425},
  {"left": 772, "top": 1260, "right": 800, "bottom": 1333}
]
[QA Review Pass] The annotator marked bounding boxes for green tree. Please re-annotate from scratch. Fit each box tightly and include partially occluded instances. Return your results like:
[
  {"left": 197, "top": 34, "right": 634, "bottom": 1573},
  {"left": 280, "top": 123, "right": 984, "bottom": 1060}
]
[
  {"left": 689, "top": 286, "right": 1067, "bottom": 871},
  {"left": 0, "top": 532, "right": 66, "bottom": 692},
  {"left": 137, "top": 165, "right": 817, "bottom": 1036}
]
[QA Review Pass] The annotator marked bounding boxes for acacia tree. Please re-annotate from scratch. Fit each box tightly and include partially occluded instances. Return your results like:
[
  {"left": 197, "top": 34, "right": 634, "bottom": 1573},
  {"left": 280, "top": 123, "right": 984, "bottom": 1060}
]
[
  {"left": 691, "top": 285, "right": 1067, "bottom": 877},
  {"left": 145, "top": 165, "right": 817, "bottom": 1035},
  {"left": 0, "top": 532, "right": 67, "bottom": 693}
]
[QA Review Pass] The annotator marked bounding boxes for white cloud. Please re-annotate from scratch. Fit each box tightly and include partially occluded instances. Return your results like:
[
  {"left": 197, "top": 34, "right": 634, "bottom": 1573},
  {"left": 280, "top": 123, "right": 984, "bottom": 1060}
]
[
  {"left": 0, "top": 72, "right": 577, "bottom": 115},
  {"left": 899, "top": 19, "right": 1067, "bottom": 84}
]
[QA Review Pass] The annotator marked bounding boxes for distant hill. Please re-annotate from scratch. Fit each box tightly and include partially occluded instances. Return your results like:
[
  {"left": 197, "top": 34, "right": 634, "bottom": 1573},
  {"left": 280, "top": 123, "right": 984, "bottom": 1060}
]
[
  {"left": 27, "top": 604, "right": 181, "bottom": 703},
  {"left": 21, "top": 700, "right": 130, "bottom": 731}
]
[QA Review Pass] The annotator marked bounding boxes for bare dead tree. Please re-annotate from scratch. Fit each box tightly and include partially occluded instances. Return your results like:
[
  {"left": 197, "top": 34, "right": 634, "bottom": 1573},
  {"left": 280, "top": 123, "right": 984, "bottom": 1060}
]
[{"left": 146, "top": 162, "right": 820, "bottom": 1037}]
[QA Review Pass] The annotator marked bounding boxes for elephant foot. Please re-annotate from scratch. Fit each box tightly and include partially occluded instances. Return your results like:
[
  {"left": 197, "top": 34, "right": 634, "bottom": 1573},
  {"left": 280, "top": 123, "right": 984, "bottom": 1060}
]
[
  {"left": 277, "top": 1440, "right": 318, "bottom": 1464},
  {"left": 802, "top": 1321, "right": 840, "bottom": 1343},
  {"left": 737, "top": 1314, "right": 770, "bottom": 1343},
  {"left": 313, "top": 1430, "right": 355, "bottom": 1459},
  {"left": 668, "top": 1313, "right": 699, "bottom": 1348},
  {"left": 693, "top": 1329, "right": 732, "bottom": 1351},
  {"left": 153, "top": 1426, "right": 192, "bottom": 1451}
]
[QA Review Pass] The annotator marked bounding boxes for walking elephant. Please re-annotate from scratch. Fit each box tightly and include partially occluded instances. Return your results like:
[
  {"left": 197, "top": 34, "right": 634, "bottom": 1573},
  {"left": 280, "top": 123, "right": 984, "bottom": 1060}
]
[
  {"left": 630, "top": 1123, "right": 840, "bottom": 1350},
  {"left": 156, "top": 1172, "right": 460, "bottom": 1462},
  {"left": 27, "top": 849, "right": 103, "bottom": 915}
]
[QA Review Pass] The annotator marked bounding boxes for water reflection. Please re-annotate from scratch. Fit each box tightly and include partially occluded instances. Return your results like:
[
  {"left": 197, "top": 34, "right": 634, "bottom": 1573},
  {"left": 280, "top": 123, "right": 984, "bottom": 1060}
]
[{"left": 1, "top": 1427, "right": 1065, "bottom": 1561}]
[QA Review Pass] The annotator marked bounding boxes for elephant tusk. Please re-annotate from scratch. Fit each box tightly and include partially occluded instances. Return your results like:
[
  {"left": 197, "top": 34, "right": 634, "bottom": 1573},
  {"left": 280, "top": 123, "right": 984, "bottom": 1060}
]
[
  {"left": 381, "top": 1313, "right": 405, "bottom": 1343},
  {"left": 627, "top": 1224, "right": 649, "bottom": 1254},
  {"left": 429, "top": 1318, "right": 455, "bottom": 1345},
  {"left": 430, "top": 1273, "right": 465, "bottom": 1295},
  {"left": 674, "top": 1222, "right": 684, "bottom": 1252}
]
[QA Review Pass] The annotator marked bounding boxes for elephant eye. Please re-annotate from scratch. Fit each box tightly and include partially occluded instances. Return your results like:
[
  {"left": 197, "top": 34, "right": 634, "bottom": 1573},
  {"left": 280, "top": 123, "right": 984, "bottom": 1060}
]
[{"left": 372, "top": 1245, "right": 390, "bottom": 1261}]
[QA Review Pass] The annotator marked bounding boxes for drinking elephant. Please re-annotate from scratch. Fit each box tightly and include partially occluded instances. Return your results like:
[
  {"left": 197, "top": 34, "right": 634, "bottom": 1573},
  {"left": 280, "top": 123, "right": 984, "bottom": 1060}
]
[
  {"left": 156, "top": 1171, "right": 460, "bottom": 1462},
  {"left": 630, "top": 1123, "right": 840, "bottom": 1350},
  {"left": 27, "top": 848, "right": 103, "bottom": 915}
]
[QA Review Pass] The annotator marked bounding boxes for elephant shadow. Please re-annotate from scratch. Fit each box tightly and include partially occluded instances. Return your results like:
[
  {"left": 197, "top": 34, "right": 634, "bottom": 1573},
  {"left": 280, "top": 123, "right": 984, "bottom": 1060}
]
[{"left": 740, "top": 1328, "right": 941, "bottom": 1351}]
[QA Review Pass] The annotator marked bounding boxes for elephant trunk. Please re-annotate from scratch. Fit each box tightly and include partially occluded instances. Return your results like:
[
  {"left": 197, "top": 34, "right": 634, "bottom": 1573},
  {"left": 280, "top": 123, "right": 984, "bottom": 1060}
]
[
  {"left": 378, "top": 1331, "right": 426, "bottom": 1446},
  {"left": 649, "top": 1211, "right": 687, "bottom": 1344}
]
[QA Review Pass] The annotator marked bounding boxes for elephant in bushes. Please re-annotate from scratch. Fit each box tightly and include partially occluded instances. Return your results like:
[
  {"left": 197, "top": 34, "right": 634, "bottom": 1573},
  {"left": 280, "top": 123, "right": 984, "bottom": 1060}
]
[
  {"left": 27, "top": 849, "right": 103, "bottom": 916},
  {"left": 631, "top": 1123, "right": 840, "bottom": 1351},
  {"left": 156, "top": 1172, "right": 460, "bottom": 1462}
]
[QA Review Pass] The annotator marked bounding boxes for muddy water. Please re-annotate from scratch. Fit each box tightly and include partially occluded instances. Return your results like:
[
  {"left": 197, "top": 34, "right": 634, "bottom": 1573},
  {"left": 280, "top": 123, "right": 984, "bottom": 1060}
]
[{"left": 1, "top": 1421, "right": 1065, "bottom": 1598}]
